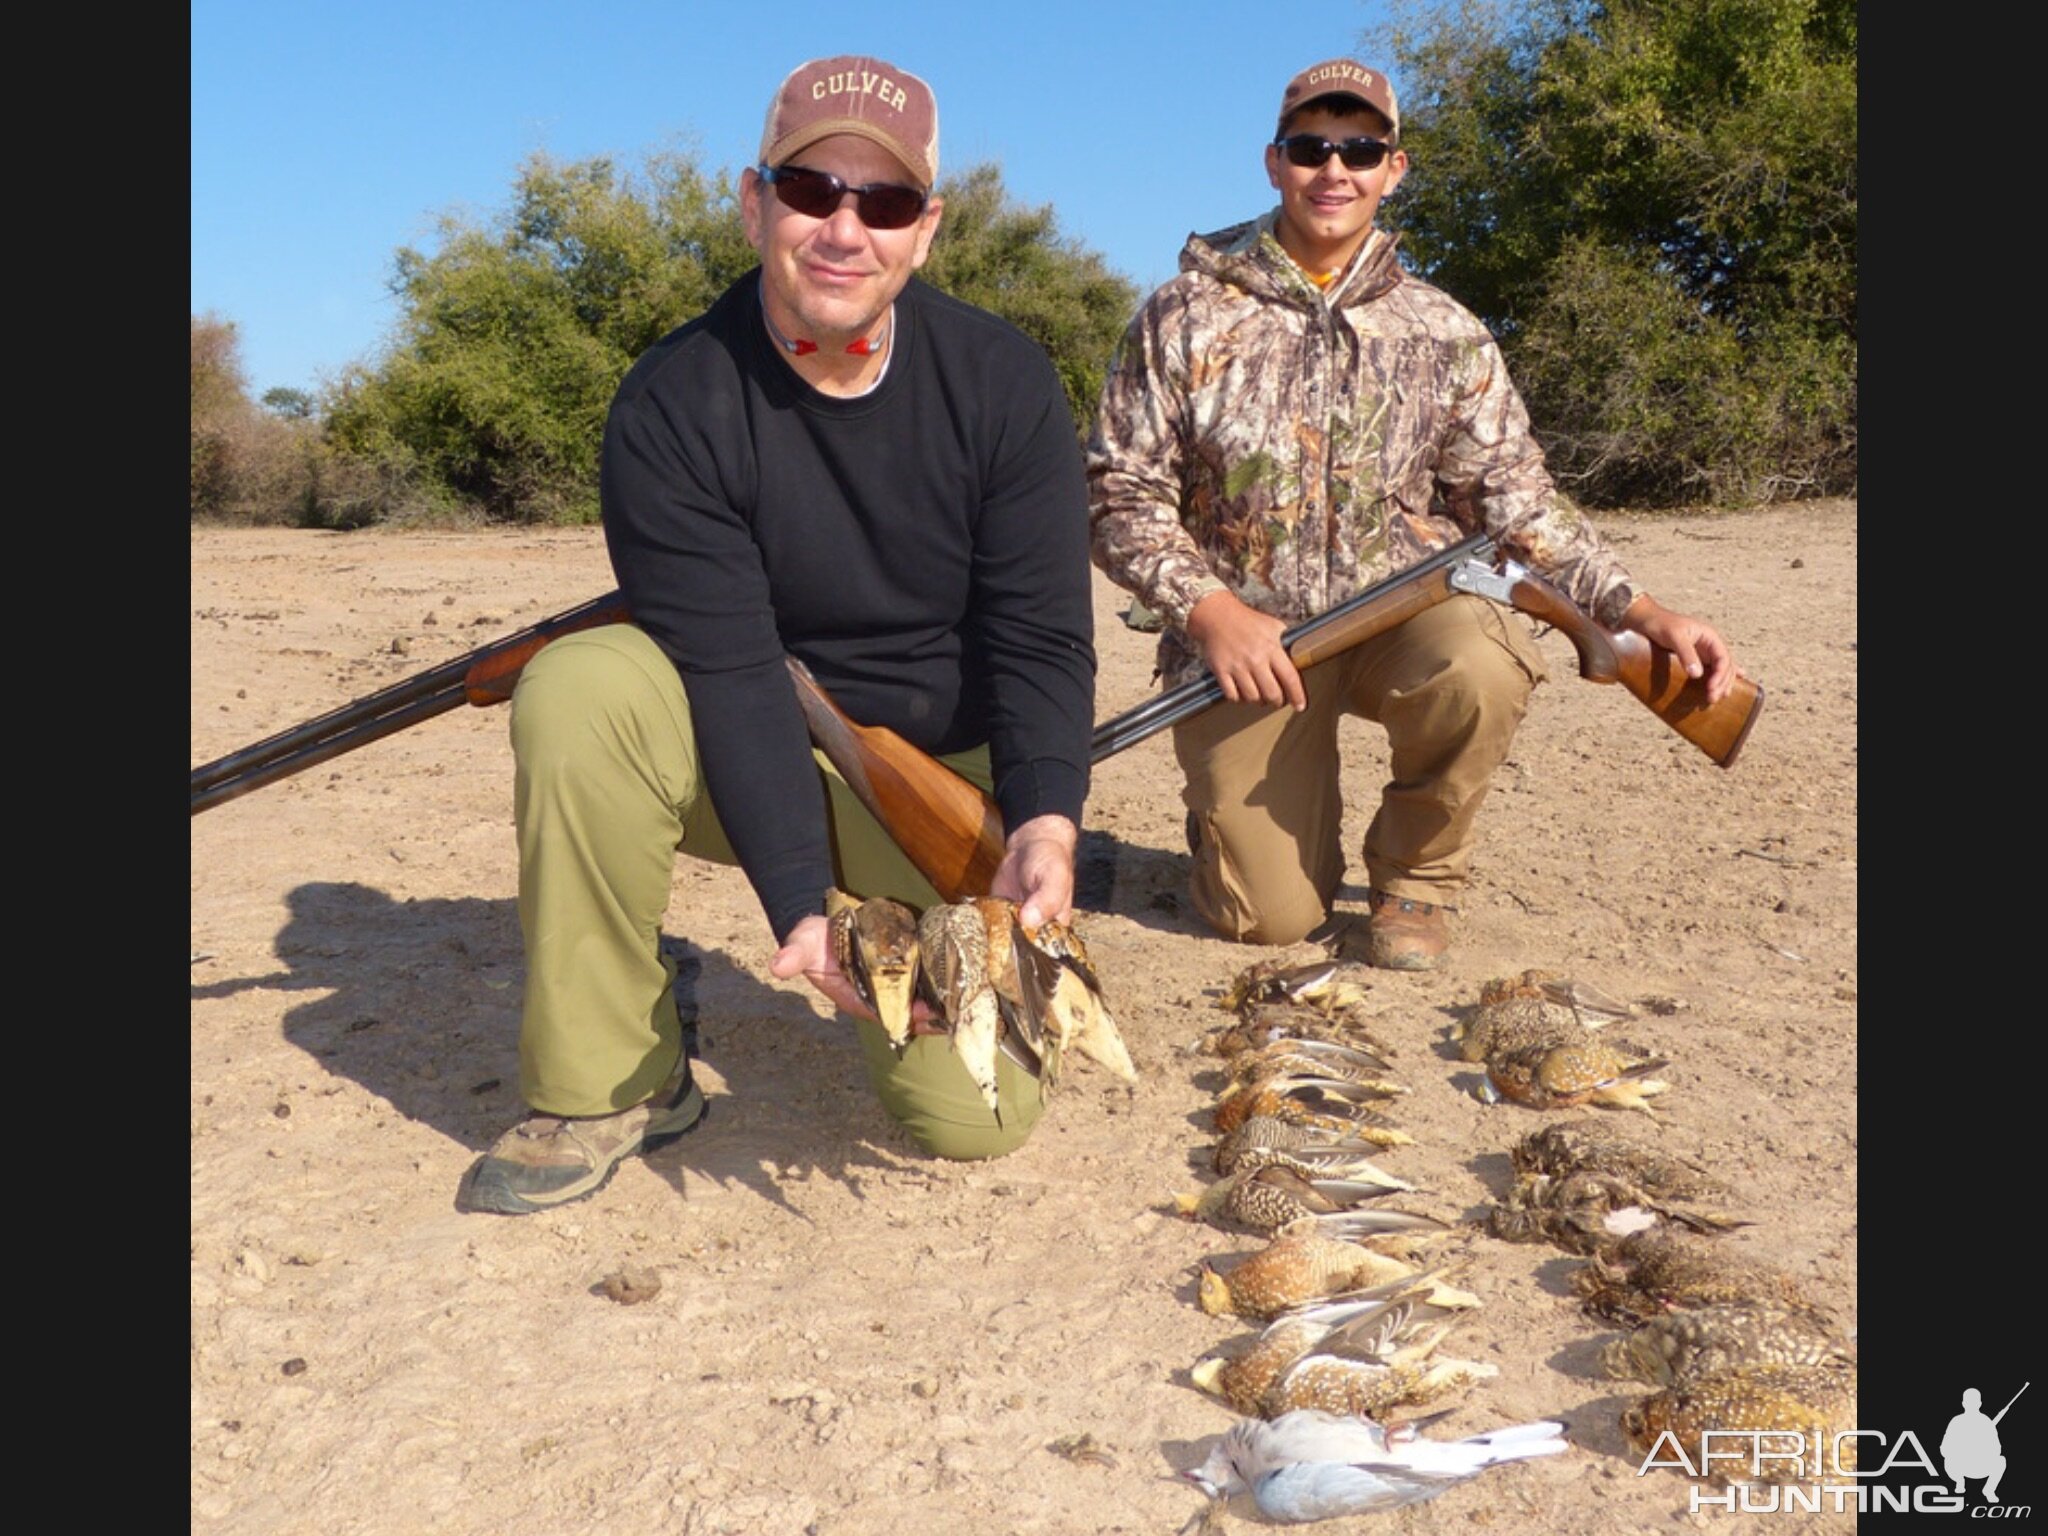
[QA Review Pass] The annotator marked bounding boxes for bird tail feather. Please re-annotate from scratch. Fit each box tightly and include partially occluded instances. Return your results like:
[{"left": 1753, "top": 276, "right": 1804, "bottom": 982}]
[{"left": 1457, "top": 1420, "right": 1570, "bottom": 1461}]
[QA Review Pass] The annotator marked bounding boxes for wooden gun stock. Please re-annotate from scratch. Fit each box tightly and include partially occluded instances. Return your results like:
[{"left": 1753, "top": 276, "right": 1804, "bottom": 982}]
[
  {"left": 1487, "top": 563, "right": 1763, "bottom": 767},
  {"left": 1606, "top": 631, "right": 1763, "bottom": 768},
  {"left": 461, "top": 594, "right": 630, "bottom": 704},
  {"left": 784, "top": 657, "right": 1007, "bottom": 902},
  {"left": 1499, "top": 571, "right": 1619, "bottom": 683},
  {"left": 1286, "top": 563, "right": 1472, "bottom": 670}
]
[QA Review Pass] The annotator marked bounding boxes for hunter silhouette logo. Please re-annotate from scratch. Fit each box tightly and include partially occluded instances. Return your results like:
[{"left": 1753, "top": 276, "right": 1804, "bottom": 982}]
[{"left": 1943, "top": 1382, "right": 2025, "bottom": 1505}]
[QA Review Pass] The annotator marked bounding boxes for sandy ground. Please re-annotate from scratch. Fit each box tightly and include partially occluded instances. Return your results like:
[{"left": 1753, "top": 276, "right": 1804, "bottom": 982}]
[{"left": 191, "top": 499, "right": 1857, "bottom": 1535}]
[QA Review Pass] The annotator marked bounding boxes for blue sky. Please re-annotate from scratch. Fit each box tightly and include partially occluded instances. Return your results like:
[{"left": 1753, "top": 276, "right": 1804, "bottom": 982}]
[{"left": 192, "top": 0, "right": 1403, "bottom": 399}]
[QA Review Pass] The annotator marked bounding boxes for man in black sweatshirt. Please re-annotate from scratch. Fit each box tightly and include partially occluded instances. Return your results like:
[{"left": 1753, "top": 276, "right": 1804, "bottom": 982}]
[{"left": 459, "top": 55, "right": 1096, "bottom": 1215}]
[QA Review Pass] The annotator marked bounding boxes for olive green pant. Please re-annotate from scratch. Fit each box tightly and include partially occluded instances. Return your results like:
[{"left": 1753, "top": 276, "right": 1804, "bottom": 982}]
[
  {"left": 508, "top": 624, "right": 1045, "bottom": 1159},
  {"left": 1173, "top": 595, "right": 1548, "bottom": 945}
]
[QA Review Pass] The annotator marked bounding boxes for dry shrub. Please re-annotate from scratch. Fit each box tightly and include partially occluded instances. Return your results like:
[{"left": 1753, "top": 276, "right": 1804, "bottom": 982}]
[{"left": 192, "top": 312, "right": 459, "bottom": 529}]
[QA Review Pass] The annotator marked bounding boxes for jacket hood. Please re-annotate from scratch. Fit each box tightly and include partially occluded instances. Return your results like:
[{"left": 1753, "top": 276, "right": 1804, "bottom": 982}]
[{"left": 1180, "top": 211, "right": 1406, "bottom": 309}]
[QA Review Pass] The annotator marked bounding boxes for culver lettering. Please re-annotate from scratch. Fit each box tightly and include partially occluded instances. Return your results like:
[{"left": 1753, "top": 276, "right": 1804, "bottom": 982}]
[{"left": 811, "top": 71, "right": 908, "bottom": 111}]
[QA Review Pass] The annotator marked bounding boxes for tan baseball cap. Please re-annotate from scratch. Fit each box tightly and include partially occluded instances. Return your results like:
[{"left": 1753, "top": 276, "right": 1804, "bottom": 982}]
[
  {"left": 758, "top": 55, "right": 940, "bottom": 190},
  {"left": 1276, "top": 58, "right": 1400, "bottom": 138}
]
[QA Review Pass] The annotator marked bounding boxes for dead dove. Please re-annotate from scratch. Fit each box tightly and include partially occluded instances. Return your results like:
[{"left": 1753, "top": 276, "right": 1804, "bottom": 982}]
[{"left": 1184, "top": 1409, "right": 1569, "bottom": 1522}]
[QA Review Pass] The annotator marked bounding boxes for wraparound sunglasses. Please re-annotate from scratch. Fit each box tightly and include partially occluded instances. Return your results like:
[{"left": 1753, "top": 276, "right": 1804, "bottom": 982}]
[
  {"left": 1273, "top": 134, "right": 1396, "bottom": 171},
  {"left": 758, "top": 164, "right": 929, "bottom": 230}
]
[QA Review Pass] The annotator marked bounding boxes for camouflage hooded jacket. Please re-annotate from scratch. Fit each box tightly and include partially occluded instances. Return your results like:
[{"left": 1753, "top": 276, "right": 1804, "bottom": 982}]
[{"left": 1087, "top": 215, "right": 1639, "bottom": 686}]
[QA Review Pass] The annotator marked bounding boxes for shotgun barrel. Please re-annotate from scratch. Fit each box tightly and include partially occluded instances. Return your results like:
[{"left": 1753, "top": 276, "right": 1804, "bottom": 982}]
[
  {"left": 1992, "top": 1382, "right": 2030, "bottom": 1427},
  {"left": 1089, "top": 534, "right": 1494, "bottom": 762},
  {"left": 190, "top": 592, "right": 629, "bottom": 815}
]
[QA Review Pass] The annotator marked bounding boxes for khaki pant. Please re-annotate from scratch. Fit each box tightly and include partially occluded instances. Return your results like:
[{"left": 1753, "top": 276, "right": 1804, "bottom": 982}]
[
  {"left": 1174, "top": 595, "right": 1547, "bottom": 945},
  {"left": 509, "top": 624, "right": 1045, "bottom": 1160}
]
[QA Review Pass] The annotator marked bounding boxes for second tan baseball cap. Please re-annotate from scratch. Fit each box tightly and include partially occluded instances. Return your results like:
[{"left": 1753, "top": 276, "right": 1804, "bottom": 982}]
[
  {"left": 1276, "top": 58, "right": 1400, "bottom": 137},
  {"left": 758, "top": 55, "right": 940, "bottom": 189}
]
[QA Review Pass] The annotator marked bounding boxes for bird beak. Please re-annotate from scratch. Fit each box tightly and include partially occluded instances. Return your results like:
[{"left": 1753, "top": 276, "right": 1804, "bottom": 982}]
[{"left": 867, "top": 968, "right": 918, "bottom": 1047}]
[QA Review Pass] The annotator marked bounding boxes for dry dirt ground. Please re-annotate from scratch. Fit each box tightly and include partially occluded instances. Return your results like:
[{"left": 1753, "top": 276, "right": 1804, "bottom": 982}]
[{"left": 191, "top": 499, "right": 1857, "bottom": 1535}]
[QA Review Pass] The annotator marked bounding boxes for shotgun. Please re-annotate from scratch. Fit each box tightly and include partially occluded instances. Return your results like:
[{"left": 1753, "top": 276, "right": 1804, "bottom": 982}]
[
  {"left": 193, "top": 542, "right": 1762, "bottom": 903},
  {"left": 1091, "top": 532, "right": 1762, "bottom": 769},
  {"left": 794, "top": 537, "right": 1757, "bottom": 896}
]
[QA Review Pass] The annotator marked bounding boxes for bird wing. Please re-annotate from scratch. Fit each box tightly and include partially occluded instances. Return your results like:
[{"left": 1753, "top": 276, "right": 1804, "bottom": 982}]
[
  {"left": 984, "top": 904, "right": 1053, "bottom": 1084},
  {"left": 1281, "top": 1209, "right": 1451, "bottom": 1246},
  {"left": 1305, "top": 1311, "right": 1413, "bottom": 1366},
  {"left": 1537, "top": 976, "right": 1637, "bottom": 1022},
  {"left": 1225, "top": 1409, "right": 1390, "bottom": 1470},
  {"left": 1251, "top": 1461, "right": 1453, "bottom": 1521},
  {"left": 916, "top": 902, "right": 1005, "bottom": 1116},
  {"left": 1020, "top": 918, "right": 1138, "bottom": 1083},
  {"left": 1309, "top": 1172, "right": 1418, "bottom": 1203},
  {"left": 1279, "top": 1036, "right": 1399, "bottom": 1074}
]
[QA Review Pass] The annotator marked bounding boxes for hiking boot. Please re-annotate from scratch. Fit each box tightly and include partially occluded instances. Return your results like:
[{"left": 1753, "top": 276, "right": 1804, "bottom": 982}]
[
  {"left": 1363, "top": 889, "right": 1452, "bottom": 972},
  {"left": 459, "top": 1054, "right": 706, "bottom": 1216}
]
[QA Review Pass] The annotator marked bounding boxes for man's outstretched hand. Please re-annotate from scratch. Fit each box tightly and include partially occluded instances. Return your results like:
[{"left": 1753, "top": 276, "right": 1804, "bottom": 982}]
[
  {"left": 991, "top": 813, "right": 1079, "bottom": 929},
  {"left": 770, "top": 913, "right": 871, "bottom": 1019},
  {"left": 773, "top": 910, "right": 940, "bottom": 1027}
]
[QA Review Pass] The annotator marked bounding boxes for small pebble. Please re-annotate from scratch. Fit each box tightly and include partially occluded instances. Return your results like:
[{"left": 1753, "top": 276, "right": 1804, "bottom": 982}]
[{"left": 599, "top": 1266, "right": 662, "bottom": 1305}]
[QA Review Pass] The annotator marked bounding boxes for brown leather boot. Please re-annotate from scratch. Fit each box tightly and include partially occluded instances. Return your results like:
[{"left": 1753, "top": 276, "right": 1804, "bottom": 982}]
[{"left": 1363, "top": 889, "right": 1451, "bottom": 971}]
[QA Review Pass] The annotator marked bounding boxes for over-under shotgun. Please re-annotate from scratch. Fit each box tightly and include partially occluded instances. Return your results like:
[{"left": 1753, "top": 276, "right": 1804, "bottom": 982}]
[{"left": 1091, "top": 533, "right": 1761, "bottom": 770}]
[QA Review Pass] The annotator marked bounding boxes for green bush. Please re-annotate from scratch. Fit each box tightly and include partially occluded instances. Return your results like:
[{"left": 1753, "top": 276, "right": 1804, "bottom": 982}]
[
  {"left": 1385, "top": 0, "right": 1855, "bottom": 506},
  {"left": 322, "top": 152, "right": 741, "bottom": 524},
  {"left": 320, "top": 149, "right": 1137, "bottom": 525},
  {"left": 921, "top": 165, "right": 1140, "bottom": 436}
]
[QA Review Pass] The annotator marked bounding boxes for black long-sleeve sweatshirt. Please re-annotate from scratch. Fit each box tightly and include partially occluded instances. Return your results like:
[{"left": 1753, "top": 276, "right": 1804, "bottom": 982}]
[{"left": 601, "top": 271, "right": 1096, "bottom": 941}]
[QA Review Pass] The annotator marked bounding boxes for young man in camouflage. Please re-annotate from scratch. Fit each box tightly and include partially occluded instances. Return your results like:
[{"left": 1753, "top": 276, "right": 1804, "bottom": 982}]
[{"left": 1087, "top": 58, "right": 1737, "bottom": 969}]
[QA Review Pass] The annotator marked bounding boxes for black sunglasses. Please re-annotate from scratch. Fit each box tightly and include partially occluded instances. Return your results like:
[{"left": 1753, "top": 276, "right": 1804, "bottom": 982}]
[
  {"left": 758, "top": 164, "right": 929, "bottom": 230},
  {"left": 1273, "top": 134, "right": 1395, "bottom": 171}
]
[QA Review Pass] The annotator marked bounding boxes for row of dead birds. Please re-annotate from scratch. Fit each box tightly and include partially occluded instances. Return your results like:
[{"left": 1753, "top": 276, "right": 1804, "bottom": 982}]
[
  {"left": 1169, "top": 957, "right": 1580, "bottom": 1522},
  {"left": 1463, "top": 970, "right": 1859, "bottom": 1484},
  {"left": 825, "top": 890, "right": 1137, "bottom": 1122},
  {"left": 1173, "top": 960, "right": 1860, "bottom": 1520}
]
